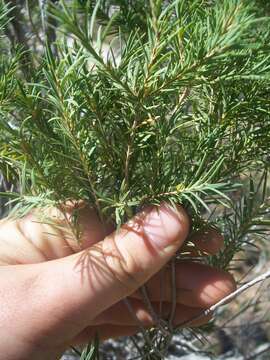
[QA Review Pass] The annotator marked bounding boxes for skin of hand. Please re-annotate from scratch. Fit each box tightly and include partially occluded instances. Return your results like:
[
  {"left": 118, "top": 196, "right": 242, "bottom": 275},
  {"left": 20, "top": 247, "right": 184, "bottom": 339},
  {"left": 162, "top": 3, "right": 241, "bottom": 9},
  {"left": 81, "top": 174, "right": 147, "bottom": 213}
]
[{"left": 0, "top": 202, "right": 236, "bottom": 360}]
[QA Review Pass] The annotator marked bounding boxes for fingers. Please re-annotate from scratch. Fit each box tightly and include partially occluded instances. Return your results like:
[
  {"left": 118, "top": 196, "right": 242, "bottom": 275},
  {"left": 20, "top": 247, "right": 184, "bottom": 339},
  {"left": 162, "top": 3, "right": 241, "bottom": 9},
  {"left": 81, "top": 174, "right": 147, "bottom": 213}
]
[
  {"left": 0, "top": 199, "right": 223, "bottom": 266},
  {"left": 72, "top": 325, "right": 139, "bottom": 344},
  {"left": 92, "top": 298, "right": 211, "bottom": 328},
  {"left": 0, "top": 205, "right": 114, "bottom": 264},
  {"left": 22, "top": 205, "right": 114, "bottom": 255},
  {"left": 0, "top": 218, "right": 49, "bottom": 265},
  {"left": 37, "top": 203, "right": 190, "bottom": 333},
  {"left": 73, "top": 298, "right": 212, "bottom": 345},
  {"left": 189, "top": 227, "right": 224, "bottom": 255},
  {"left": 55, "top": 204, "right": 114, "bottom": 251},
  {"left": 131, "top": 262, "right": 236, "bottom": 307},
  {"left": 73, "top": 298, "right": 212, "bottom": 344}
]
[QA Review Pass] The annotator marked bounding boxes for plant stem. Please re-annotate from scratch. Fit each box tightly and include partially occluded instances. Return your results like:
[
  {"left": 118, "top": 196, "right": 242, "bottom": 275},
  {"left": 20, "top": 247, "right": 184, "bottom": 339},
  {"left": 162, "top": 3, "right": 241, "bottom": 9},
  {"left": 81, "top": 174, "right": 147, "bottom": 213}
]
[{"left": 176, "top": 269, "right": 270, "bottom": 328}]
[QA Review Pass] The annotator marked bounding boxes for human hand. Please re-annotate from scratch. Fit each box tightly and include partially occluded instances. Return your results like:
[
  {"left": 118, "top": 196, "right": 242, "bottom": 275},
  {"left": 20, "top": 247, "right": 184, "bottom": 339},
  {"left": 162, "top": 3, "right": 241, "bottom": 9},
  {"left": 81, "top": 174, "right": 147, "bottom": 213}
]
[{"left": 0, "top": 202, "right": 235, "bottom": 359}]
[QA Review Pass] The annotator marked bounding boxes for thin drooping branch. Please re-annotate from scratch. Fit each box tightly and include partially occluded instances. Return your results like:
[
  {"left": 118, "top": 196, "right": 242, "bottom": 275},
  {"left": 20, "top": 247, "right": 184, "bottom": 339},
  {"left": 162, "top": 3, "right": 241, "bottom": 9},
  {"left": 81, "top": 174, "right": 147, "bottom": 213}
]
[
  {"left": 245, "top": 344, "right": 270, "bottom": 360},
  {"left": 177, "top": 269, "right": 270, "bottom": 328}
]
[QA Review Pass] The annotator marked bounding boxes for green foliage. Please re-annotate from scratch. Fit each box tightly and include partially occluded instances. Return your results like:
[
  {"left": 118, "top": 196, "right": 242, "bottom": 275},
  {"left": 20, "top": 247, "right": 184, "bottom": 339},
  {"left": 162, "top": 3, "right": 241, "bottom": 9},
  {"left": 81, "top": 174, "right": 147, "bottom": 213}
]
[
  {"left": 0, "top": 0, "right": 270, "bottom": 357},
  {"left": 79, "top": 335, "right": 100, "bottom": 360},
  {"left": 0, "top": 0, "right": 12, "bottom": 32},
  {"left": 1, "top": 0, "right": 270, "bottom": 225},
  {"left": 209, "top": 170, "right": 270, "bottom": 270}
]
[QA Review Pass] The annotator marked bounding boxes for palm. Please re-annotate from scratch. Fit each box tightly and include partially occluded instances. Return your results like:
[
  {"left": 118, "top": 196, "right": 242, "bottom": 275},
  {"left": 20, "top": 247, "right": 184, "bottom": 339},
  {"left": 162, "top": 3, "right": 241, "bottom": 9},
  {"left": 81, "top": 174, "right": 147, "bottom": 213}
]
[{"left": 0, "top": 205, "right": 234, "bottom": 344}]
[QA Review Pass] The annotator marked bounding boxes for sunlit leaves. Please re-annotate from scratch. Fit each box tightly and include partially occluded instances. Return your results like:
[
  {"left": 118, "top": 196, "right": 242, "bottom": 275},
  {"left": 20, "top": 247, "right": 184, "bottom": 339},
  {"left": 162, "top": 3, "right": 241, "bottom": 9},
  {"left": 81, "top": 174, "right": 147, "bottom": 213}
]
[
  {"left": 0, "top": 0, "right": 269, "bottom": 242},
  {"left": 0, "top": 0, "right": 10, "bottom": 33}
]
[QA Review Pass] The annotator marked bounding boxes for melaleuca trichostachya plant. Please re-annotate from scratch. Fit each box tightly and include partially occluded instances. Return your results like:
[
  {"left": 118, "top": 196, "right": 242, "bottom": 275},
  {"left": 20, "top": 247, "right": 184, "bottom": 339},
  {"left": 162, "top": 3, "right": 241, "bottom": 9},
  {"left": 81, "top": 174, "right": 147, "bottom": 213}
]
[{"left": 0, "top": 0, "right": 270, "bottom": 358}]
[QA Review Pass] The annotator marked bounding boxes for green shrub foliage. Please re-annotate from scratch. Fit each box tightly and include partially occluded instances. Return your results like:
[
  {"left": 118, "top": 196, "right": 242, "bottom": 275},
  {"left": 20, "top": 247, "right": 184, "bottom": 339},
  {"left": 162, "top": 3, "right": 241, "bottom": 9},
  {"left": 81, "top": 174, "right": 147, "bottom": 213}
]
[{"left": 0, "top": 0, "right": 270, "bottom": 358}]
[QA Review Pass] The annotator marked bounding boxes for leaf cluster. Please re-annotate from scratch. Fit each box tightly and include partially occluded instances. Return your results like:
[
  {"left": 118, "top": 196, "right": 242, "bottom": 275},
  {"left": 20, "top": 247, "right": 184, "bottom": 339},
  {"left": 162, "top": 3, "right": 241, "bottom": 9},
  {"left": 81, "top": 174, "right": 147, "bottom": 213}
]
[{"left": 0, "top": 0, "right": 270, "bottom": 227}]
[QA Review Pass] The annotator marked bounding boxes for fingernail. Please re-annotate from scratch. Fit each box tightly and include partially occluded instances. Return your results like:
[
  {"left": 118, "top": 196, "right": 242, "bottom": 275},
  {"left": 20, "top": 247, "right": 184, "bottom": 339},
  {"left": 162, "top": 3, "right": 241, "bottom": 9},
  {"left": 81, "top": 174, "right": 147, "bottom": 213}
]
[{"left": 142, "top": 203, "right": 189, "bottom": 251}]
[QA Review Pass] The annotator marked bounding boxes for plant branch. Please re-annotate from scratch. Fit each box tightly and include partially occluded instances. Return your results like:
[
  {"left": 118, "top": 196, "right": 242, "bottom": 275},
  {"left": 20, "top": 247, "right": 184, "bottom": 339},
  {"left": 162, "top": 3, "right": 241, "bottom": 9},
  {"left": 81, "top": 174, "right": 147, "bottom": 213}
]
[{"left": 177, "top": 269, "right": 270, "bottom": 329}]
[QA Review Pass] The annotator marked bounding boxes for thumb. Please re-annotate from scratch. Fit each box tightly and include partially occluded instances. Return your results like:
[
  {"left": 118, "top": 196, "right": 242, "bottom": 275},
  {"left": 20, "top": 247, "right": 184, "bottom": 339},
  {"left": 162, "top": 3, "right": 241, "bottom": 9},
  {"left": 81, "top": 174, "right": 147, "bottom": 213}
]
[{"left": 40, "top": 203, "right": 189, "bottom": 328}]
